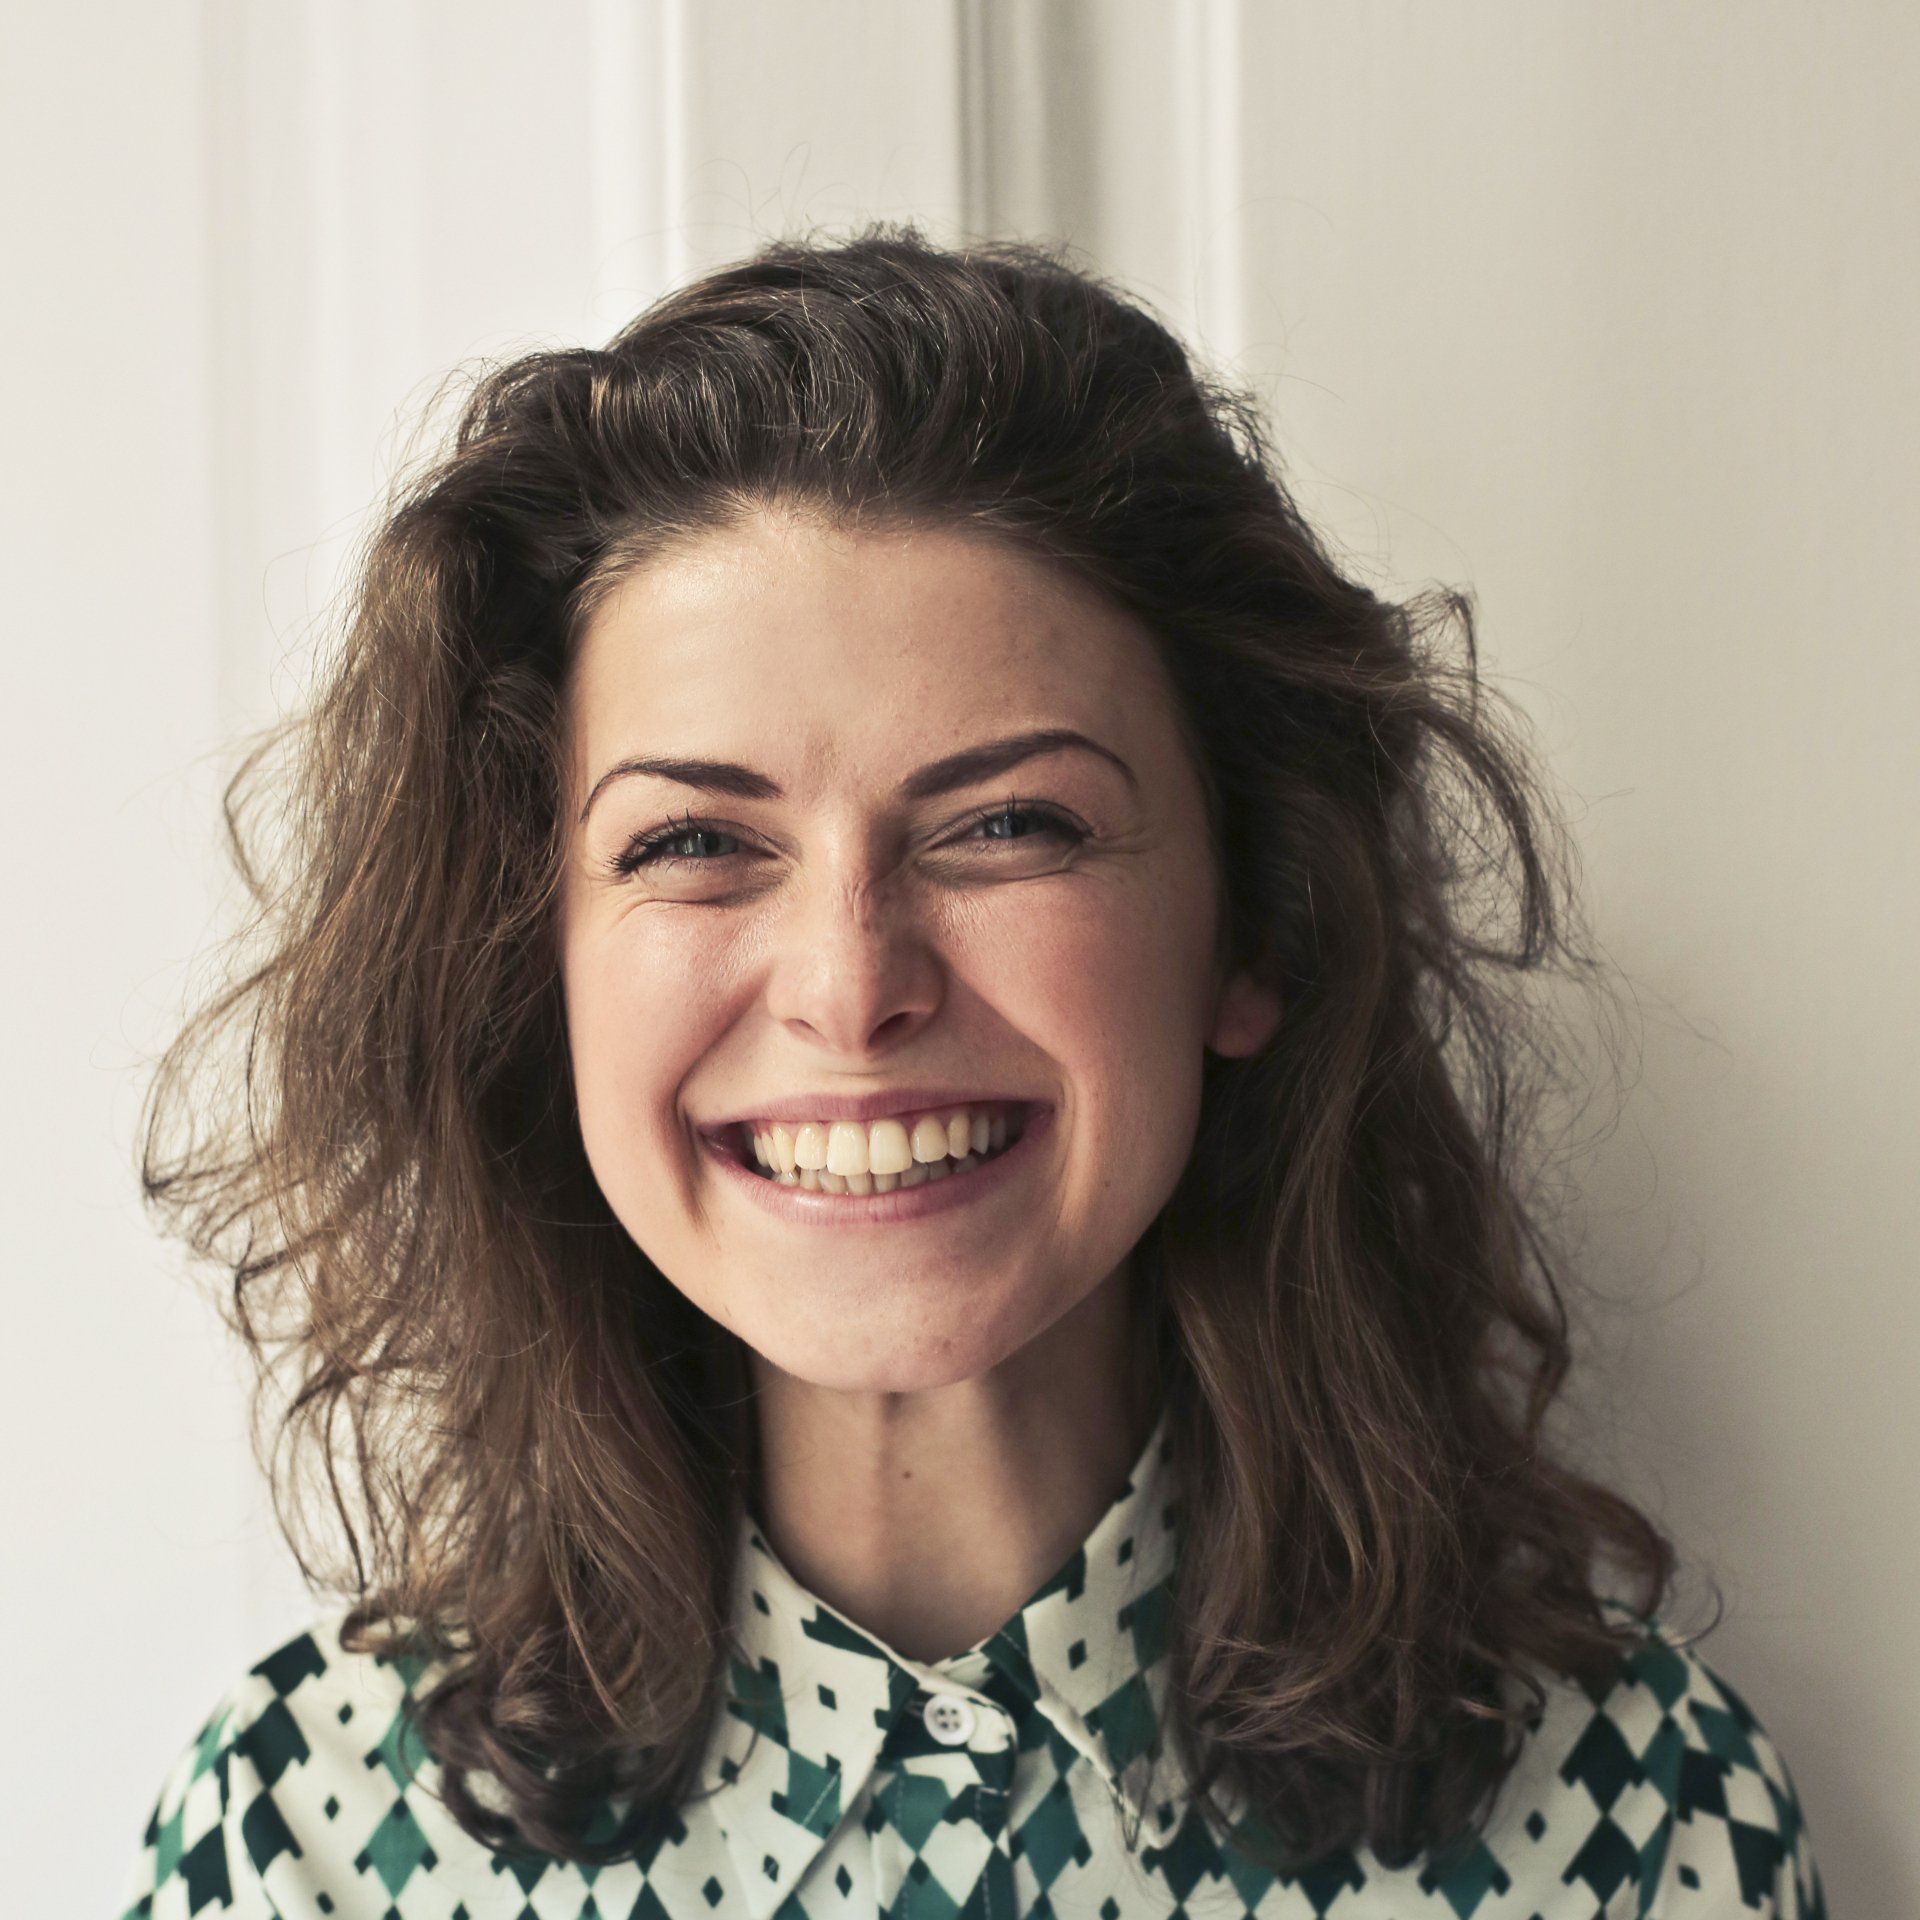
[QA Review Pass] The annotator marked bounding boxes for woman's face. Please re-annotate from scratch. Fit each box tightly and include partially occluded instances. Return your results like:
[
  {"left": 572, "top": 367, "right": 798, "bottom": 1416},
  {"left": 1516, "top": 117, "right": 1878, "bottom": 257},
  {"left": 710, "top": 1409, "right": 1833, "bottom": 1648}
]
[{"left": 557, "top": 507, "right": 1279, "bottom": 1392}]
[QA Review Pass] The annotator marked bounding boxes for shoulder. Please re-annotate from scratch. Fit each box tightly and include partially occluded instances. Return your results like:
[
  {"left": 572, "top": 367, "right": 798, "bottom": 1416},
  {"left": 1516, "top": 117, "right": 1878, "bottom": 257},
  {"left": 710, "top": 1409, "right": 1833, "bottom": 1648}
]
[
  {"left": 116, "top": 1606, "right": 438, "bottom": 1919},
  {"left": 1476, "top": 1601, "right": 1828, "bottom": 1917}
]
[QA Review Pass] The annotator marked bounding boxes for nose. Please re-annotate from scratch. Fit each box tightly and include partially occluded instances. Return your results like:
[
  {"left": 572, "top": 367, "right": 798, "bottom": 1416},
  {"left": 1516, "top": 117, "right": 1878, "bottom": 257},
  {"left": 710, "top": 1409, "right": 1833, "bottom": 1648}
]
[{"left": 760, "top": 851, "right": 946, "bottom": 1054}]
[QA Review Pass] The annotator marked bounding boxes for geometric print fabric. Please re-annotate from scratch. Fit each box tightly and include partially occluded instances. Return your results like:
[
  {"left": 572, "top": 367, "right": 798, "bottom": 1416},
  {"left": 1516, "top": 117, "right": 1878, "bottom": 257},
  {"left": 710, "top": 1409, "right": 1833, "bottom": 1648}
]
[{"left": 118, "top": 1404, "right": 1827, "bottom": 1918}]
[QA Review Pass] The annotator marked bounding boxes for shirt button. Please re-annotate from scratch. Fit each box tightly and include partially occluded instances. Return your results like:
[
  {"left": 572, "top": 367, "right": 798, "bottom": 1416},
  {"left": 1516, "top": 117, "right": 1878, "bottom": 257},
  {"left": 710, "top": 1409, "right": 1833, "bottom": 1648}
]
[{"left": 921, "top": 1692, "right": 977, "bottom": 1746}]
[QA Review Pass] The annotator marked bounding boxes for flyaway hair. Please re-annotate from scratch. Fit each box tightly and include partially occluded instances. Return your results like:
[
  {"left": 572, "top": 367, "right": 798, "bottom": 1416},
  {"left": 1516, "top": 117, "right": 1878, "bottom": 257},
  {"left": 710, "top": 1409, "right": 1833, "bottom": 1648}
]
[{"left": 141, "top": 221, "right": 1701, "bottom": 1875}]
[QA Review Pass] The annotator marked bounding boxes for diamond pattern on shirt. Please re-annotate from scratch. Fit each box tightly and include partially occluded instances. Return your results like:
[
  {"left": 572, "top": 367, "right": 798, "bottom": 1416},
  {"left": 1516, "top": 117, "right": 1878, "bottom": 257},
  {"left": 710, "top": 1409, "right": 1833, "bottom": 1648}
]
[
  {"left": 116, "top": 1403, "right": 1827, "bottom": 1918},
  {"left": 699, "top": 1412, "right": 1181, "bottom": 1920}
]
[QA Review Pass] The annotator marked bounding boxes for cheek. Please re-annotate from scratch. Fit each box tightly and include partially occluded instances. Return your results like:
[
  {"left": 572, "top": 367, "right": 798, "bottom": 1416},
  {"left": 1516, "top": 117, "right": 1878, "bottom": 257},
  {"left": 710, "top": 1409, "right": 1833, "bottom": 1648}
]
[
  {"left": 559, "top": 917, "right": 728, "bottom": 1187},
  {"left": 984, "top": 869, "right": 1216, "bottom": 1176},
  {"left": 991, "top": 862, "right": 1217, "bottom": 1059}
]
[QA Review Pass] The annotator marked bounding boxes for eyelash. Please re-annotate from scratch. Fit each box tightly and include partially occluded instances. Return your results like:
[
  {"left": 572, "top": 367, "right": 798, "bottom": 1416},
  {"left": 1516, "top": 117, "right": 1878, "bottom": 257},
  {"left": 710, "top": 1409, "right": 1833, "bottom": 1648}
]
[{"left": 609, "top": 796, "right": 1084, "bottom": 877}]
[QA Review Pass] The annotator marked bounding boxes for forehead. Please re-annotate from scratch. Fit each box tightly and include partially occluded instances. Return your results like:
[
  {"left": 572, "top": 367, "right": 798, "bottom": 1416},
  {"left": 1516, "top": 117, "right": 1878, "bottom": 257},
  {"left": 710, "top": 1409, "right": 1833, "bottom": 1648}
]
[{"left": 565, "top": 510, "right": 1177, "bottom": 781}]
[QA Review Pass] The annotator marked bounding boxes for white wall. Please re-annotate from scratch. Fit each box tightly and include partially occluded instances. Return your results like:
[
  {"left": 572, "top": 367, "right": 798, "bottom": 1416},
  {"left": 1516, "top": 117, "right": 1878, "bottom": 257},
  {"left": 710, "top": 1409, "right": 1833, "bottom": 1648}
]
[
  {"left": 1229, "top": 12, "right": 1917, "bottom": 1901},
  {"left": 4, "top": 2, "right": 1909, "bottom": 1908}
]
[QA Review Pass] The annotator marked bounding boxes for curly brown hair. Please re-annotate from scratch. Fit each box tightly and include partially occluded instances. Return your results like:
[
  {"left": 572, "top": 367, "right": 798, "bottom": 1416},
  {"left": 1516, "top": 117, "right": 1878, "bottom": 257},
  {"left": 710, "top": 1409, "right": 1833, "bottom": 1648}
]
[{"left": 141, "top": 220, "right": 1709, "bottom": 1878}]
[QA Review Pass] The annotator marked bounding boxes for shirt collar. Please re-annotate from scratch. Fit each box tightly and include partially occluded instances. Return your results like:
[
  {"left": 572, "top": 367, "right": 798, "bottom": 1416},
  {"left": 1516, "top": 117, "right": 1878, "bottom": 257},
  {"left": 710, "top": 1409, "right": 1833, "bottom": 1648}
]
[{"left": 696, "top": 1404, "right": 1181, "bottom": 1920}]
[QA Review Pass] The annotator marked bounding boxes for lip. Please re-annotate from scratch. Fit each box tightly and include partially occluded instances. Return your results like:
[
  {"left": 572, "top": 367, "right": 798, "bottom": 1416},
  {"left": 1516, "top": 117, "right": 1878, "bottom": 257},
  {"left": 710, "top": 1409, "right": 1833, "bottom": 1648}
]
[
  {"left": 701, "top": 1089, "right": 1047, "bottom": 1129},
  {"left": 701, "top": 1103, "right": 1056, "bottom": 1227}
]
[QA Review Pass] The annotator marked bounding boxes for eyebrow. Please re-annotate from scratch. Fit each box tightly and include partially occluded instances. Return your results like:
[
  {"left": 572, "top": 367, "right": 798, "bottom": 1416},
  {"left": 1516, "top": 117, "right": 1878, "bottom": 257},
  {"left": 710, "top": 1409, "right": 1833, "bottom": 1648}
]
[{"left": 578, "top": 726, "right": 1137, "bottom": 823}]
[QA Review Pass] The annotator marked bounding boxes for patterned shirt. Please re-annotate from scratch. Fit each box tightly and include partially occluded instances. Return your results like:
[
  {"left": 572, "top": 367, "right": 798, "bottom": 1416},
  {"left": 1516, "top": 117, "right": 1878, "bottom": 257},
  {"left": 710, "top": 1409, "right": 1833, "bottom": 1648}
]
[{"left": 119, "top": 1406, "right": 1827, "bottom": 1918}]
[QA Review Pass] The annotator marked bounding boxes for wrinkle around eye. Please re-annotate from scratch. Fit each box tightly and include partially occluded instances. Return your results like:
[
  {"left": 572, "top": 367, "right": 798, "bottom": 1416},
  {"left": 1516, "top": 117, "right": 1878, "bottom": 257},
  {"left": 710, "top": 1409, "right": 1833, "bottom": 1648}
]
[{"left": 602, "top": 799, "right": 1092, "bottom": 887}]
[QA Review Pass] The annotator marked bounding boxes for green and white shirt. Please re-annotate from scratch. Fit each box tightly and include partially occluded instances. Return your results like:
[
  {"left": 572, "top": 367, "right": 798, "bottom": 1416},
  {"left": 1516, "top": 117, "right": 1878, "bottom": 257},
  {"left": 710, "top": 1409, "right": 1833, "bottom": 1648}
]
[{"left": 119, "top": 1407, "right": 1826, "bottom": 1919}]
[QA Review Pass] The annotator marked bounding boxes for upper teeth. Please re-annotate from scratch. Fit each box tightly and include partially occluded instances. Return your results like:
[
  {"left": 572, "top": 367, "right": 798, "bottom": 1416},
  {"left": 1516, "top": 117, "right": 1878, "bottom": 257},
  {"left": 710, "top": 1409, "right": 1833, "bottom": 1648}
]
[{"left": 750, "top": 1103, "right": 1017, "bottom": 1178}]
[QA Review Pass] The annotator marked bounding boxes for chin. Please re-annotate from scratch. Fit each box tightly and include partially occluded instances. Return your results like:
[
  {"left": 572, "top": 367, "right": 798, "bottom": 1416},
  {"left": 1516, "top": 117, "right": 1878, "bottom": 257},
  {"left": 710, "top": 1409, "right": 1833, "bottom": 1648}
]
[{"left": 751, "top": 1304, "right": 1032, "bottom": 1396}]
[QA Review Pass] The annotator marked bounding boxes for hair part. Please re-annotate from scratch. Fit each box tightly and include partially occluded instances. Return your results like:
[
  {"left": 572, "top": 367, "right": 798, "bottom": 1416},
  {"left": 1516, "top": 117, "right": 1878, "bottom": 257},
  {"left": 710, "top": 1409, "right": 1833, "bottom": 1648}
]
[{"left": 141, "top": 219, "right": 1707, "bottom": 1876}]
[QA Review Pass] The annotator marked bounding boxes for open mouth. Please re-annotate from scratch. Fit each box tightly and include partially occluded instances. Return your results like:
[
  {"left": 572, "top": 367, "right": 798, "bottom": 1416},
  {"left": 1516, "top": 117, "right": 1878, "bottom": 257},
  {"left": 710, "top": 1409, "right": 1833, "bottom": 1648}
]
[{"left": 714, "top": 1099, "right": 1040, "bottom": 1193}]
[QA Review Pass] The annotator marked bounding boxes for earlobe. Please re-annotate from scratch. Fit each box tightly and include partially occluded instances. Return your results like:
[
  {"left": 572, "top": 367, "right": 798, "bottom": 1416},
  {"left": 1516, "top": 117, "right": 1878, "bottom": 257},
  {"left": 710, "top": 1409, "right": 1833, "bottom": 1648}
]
[{"left": 1206, "top": 968, "right": 1282, "bottom": 1059}]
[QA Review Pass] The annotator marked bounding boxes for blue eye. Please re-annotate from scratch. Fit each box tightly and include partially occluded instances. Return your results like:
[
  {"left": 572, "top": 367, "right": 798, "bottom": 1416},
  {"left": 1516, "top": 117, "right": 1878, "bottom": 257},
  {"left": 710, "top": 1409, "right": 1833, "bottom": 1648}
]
[
  {"left": 613, "top": 813, "right": 740, "bottom": 874},
  {"left": 962, "top": 799, "right": 1083, "bottom": 848},
  {"left": 610, "top": 799, "right": 1083, "bottom": 876}
]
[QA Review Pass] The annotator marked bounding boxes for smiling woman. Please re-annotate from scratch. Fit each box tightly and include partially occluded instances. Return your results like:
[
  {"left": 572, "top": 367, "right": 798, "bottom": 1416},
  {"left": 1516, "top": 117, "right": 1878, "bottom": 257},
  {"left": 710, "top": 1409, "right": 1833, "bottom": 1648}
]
[
  {"left": 122, "top": 225, "right": 1826, "bottom": 1918},
  {"left": 555, "top": 512, "right": 1278, "bottom": 1411}
]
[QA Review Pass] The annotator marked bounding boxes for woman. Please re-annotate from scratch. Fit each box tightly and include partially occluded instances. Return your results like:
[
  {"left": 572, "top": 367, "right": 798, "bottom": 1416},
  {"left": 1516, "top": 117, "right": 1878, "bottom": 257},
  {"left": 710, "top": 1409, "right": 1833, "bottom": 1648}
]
[{"left": 121, "top": 225, "right": 1826, "bottom": 1918}]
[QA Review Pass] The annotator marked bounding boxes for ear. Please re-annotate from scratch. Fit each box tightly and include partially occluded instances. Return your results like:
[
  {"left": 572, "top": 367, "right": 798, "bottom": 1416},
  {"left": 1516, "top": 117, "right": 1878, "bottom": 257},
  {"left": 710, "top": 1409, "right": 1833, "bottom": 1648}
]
[{"left": 1205, "top": 965, "right": 1282, "bottom": 1059}]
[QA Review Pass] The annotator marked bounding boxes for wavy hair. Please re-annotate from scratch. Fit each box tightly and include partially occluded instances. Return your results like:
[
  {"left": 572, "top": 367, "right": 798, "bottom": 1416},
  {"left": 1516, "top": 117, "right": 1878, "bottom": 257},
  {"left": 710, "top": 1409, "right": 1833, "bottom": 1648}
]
[{"left": 141, "top": 221, "right": 1708, "bottom": 1876}]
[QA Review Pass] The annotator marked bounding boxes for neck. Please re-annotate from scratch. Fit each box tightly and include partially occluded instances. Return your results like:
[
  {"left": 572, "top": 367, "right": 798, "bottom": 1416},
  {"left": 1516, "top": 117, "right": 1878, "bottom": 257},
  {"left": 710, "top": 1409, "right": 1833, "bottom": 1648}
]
[{"left": 744, "top": 1260, "right": 1163, "bottom": 1665}]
